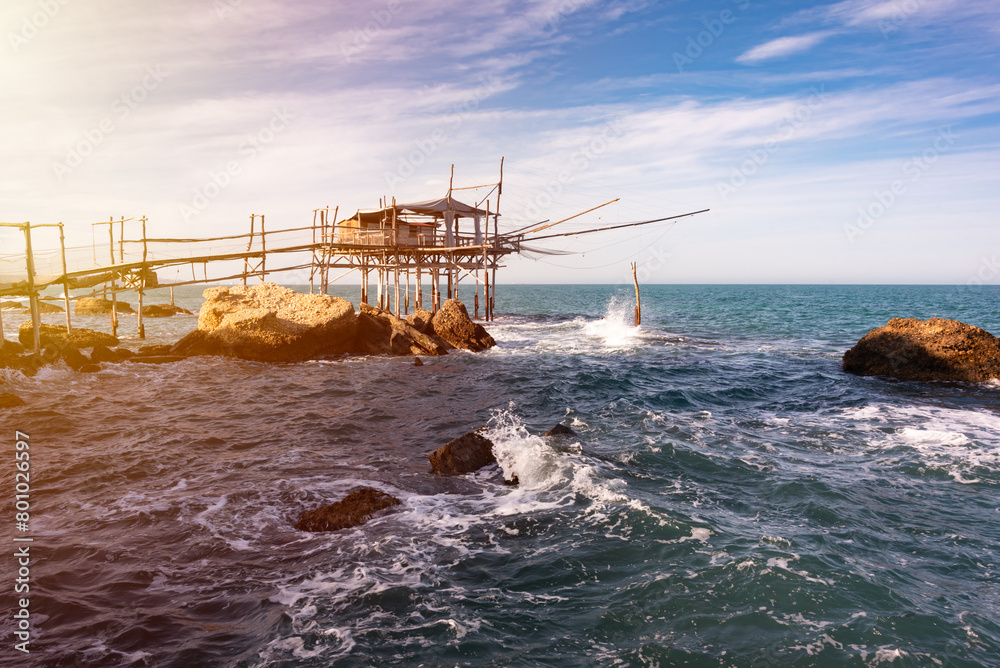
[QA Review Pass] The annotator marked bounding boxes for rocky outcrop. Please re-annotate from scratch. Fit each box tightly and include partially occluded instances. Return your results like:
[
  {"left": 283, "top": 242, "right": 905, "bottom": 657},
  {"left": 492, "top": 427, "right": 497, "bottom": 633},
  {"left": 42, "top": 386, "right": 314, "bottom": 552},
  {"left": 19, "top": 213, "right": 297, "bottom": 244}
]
[
  {"left": 35, "top": 302, "right": 64, "bottom": 313},
  {"left": 171, "top": 284, "right": 358, "bottom": 362},
  {"left": 428, "top": 430, "right": 497, "bottom": 475},
  {"left": 544, "top": 423, "right": 576, "bottom": 437},
  {"left": 0, "top": 393, "right": 25, "bottom": 409},
  {"left": 18, "top": 322, "right": 119, "bottom": 349},
  {"left": 75, "top": 297, "right": 135, "bottom": 315},
  {"left": 430, "top": 299, "right": 495, "bottom": 352},
  {"left": 407, "top": 307, "right": 434, "bottom": 334},
  {"left": 141, "top": 303, "right": 192, "bottom": 317},
  {"left": 357, "top": 303, "right": 449, "bottom": 356},
  {"left": 294, "top": 487, "right": 401, "bottom": 532},
  {"left": 844, "top": 317, "right": 1000, "bottom": 382}
]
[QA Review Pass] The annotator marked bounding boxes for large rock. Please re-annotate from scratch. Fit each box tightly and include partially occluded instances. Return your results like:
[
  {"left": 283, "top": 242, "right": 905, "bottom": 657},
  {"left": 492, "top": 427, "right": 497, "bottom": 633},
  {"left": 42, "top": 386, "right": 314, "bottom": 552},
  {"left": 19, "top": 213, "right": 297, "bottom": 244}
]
[
  {"left": 407, "top": 307, "right": 434, "bottom": 334},
  {"left": 18, "top": 322, "right": 119, "bottom": 349},
  {"left": 141, "top": 303, "right": 192, "bottom": 317},
  {"left": 428, "top": 430, "right": 497, "bottom": 475},
  {"left": 843, "top": 317, "right": 1000, "bottom": 382},
  {"left": 294, "top": 487, "right": 401, "bottom": 532},
  {"left": 431, "top": 299, "right": 495, "bottom": 352},
  {"left": 35, "top": 302, "right": 64, "bottom": 313},
  {"left": 357, "top": 303, "right": 448, "bottom": 356},
  {"left": 0, "top": 393, "right": 25, "bottom": 408},
  {"left": 75, "top": 297, "right": 135, "bottom": 314},
  {"left": 172, "top": 283, "right": 358, "bottom": 362}
]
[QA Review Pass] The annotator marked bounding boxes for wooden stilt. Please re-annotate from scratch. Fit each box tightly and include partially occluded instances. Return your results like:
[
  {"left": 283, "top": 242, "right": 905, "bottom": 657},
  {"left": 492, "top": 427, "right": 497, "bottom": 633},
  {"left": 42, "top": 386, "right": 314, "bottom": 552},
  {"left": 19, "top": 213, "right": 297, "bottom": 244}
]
[
  {"left": 416, "top": 267, "right": 422, "bottom": 310},
  {"left": 137, "top": 216, "right": 148, "bottom": 339},
  {"left": 170, "top": 286, "right": 175, "bottom": 306},
  {"left": 631, "top": 261, "right": 641, "bottom": 327},
  {"left": 58, "top": 223, "right": 72, "bottom": 334},
  {"left": 108, "top": 218, "right": 118, "bottom": 338},
  {"left": 22, "top": 223, "right": 41, "bottom": 355}
]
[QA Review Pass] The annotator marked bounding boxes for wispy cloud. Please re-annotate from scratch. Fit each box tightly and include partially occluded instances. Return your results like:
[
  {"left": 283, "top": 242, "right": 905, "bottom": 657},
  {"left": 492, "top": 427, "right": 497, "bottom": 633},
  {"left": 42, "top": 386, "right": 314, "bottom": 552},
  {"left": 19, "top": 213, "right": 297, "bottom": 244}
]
[{"left": 736, "top": 31, "right": 834, "bottom": 64}]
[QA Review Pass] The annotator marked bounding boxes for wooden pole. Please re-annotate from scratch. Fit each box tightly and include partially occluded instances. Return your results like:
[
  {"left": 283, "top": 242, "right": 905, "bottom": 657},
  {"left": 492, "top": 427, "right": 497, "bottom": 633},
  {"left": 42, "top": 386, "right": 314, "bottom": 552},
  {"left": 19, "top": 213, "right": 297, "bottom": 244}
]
[
  {"left": 631, "top": 262, "right": 641, "bottom": 327},
  {"left": 243, "top": 214, "right": 253, "bottom": 286},
  {"left": 260, "top": 214, "right": 266, "bottom": 282},
  {"left": 108, "top": 218, "right": 118, "bottom": 338},
  {"left": 416, "top": 265, "right": 422, "bottom": 310},
  {"left": 58, "top": 223, "right": 72, "bottom": 334},
  {"left": 492, "top": 156, "right": 503, "bottom": 321},
  {"left": 22, "top": 223, "right": 41, "bottom": 355},
  {"left": 170, "top": 286, "right": 175, "bottom": 306},
  {"left": 137, "top": 216, "right": 147, "bottom": 339}
]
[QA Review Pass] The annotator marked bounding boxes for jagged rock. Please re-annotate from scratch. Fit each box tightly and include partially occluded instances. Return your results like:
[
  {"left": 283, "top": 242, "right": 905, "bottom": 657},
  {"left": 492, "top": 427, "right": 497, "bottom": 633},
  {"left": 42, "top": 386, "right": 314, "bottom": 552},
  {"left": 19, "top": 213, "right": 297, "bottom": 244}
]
[
  {"left": 75, "top": 297, "right": 135, "bottom": 314},
  {"left": 141, "top": 303, "right": 192, "bottom": 317},
  {"left": 544, "top": 423, "right": 576, "bottom": 437},
  {"left": 431, "top": 299, "right": 495, "bottom": 352},
  {"left": 90, "top": 345, "right": 119, "bottom": 364},
  {"left": 358, "top": 303, "right": 448, "bottom": 356},
  {"left": 414, "top": 357, "right": 424, "bottom": 367},
  {"left": 844, "top": 317, "right": 1000, "bottom": 382},
  {"left": 407, "top": 307, "right": 434, "bottom": 334},
  {"left": 428, "top": 430, "right": 496, "bottom": 475},
  {"left": 173, "top": 283, "right": 358, "bottom": 362},
  {"left": 0, "top": 300, "right": 25, "bottom": 310},
  {"left": 18, "top": 322, "right": 118, "bottom": 349},
  {"left": 114, "top": 348, "right": 135, "bottom": 360},
  {"left": 0, "top": 393, "right": 25, "bottom": 408},
  {"left": 60, "top": 348, "right": 89, "bottom": 371},
  {"left": 1, "top": 340, "right": 25, "bottom": 356},
  {"left": 354, "top": 311, "right": 393, "bottom": 355},
  {"left": 35, "top": 302, "right": 64, "bottom": 313},
  {"left": 294, "top": 487, "right": 401, "bottom": 532}
]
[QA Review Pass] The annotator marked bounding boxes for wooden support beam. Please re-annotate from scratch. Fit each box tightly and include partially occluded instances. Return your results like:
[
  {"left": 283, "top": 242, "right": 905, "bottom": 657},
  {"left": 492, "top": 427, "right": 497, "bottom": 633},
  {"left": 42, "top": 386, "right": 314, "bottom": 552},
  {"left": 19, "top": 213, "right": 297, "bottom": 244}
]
[{"left": 22, "top": 223, "right": 41, "bottom": 355}]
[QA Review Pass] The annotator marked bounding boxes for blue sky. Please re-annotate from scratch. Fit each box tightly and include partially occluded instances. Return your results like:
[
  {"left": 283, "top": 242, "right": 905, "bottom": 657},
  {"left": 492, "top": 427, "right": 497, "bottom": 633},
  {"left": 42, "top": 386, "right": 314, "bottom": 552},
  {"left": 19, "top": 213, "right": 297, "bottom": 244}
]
[{"left": 2, "top": 0, "right": 998, "bottom": 284}]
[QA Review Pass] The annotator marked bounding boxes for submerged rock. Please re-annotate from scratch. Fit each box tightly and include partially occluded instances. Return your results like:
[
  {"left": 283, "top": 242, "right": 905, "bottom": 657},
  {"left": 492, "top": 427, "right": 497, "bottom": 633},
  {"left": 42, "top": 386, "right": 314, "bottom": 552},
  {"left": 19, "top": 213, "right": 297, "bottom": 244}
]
[
  {"left": 18, "top": 322, "right": 119, "bottom": 349},
  {"left": 35, "top": 301, "right": 64, "bottom": 314},
  {"left": 0, "top": 392, "right": 25, "bottom": 408},
  {"left": 295, "top": 487, "right": 401, "bottom": 532},
  {"left": 75, "top": 297, "right": 135, "bottom": 314},
  {"left": 431, "top": 299, "right": 495, "bottom": 352},
  {"left": 544, "top": 423, "right": 576, "bottom": 437},
  {"left": 172, "top": 283, "right": 358, "bottom": 362},
  {"left": 843, "top": 317, "right": 1000, "bottom": 382},
  {"left": 141, "top": 303, "right": 193, "bottom": 317},
  {"left": 429, "top": 430, "right": 497, "bottom": 475}
]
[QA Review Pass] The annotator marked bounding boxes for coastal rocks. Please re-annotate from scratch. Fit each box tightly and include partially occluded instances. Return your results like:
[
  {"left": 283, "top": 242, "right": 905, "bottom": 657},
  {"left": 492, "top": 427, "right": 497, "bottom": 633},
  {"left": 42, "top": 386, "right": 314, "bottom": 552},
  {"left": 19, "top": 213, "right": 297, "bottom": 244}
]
[
  {"left": 430, "top": 299, "right": 495, "bottom": 352},
  {"left": 172, "top": 284, "right": 358, "bottom": 362},
  {"left": 141, "top": 303, "right": 192, "bottom": 317},
  {"left": 844, "top": 317, "right": 1000, "bottom": 382},
  {"left": 18, "top": 322, "right": 119, "bottom": 349},
  {"left": 429, "top": 430, "right": 497, "bottom": 475},
  {"left": 295, "top": 487, "right": 401, "bottom": 532},
  {"left": 35, "top": 302, "right": 64, "bottom": 314},
  {"left": 75, "top": 297, "right": 135, "bottom": 315},
  {"left": 544, "top": 423, "right": 576, "bottom": 437},
  {"left": 356, "top": 303, "right": 449, "bottom": 356},
  {"left": 0, "top": 393, "right": 25, "bottom": 409}
]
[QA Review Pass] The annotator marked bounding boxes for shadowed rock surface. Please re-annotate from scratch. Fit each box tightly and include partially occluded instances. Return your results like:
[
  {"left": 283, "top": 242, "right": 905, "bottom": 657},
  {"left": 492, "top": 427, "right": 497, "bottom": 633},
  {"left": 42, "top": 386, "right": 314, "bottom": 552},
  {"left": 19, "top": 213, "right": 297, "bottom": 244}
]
[
  {"left": 544, "top": 423, "right": 576, "bottom": 437},
  {"left": 0, "top": 392, "right": 25, "bottom": 408},
  {"left": 294, "top": 487, "right": 401, "bottom": 532},
  {"left": 431, "top": 299, "right": 495, "bottom": 352},
  {"left": 75, "top": 297, "right": 135, "bottom": 314},
  {"left": 142, "top": 303, "right": 193, "bottom": 317},
  {"left": 843, "top": 317, "right": 1000, "bottom": 382},
  {"left": 429, "top": 430, "right": 497, "bottom": 475},
  {"left": 18, "top": 322, "right": 119, "bottom": 349}
]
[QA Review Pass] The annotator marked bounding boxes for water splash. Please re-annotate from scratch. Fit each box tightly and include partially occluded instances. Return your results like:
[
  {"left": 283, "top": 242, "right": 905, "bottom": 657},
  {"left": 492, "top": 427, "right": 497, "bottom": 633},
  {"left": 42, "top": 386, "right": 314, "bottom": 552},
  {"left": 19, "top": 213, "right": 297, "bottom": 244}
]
[{"left": 583, "top": 295, "right": 640, "bottom": 348}]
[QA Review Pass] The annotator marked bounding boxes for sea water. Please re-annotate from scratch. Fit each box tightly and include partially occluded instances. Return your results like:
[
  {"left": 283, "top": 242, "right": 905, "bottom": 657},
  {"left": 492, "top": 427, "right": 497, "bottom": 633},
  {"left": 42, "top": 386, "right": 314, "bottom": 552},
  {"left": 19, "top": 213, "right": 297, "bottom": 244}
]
[{"left": 1, "top": 284, "right": 999, "bottom": 667}]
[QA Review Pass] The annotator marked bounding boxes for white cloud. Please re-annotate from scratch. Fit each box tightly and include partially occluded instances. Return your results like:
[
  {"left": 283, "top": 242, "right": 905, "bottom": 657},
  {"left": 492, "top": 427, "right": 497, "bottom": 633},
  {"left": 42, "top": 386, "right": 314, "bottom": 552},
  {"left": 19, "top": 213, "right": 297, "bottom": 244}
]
[{"left": 736, "top": 32, "right": 834, "bottom": 64}]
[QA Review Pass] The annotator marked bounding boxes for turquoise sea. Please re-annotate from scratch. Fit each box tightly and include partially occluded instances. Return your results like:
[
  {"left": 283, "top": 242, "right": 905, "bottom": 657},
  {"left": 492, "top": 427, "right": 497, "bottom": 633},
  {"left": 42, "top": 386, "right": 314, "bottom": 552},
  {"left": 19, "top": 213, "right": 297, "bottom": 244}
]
[{"left": 2, "top": 284, "right": 999, "bottom": 667}]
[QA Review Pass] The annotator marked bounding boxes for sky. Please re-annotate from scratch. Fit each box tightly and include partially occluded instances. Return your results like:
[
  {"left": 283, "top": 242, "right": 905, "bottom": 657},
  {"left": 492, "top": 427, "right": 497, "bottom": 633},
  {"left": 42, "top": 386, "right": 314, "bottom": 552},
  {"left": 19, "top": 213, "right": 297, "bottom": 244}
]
[{"left": 1, "top": 0, "right": 999, "bottom": 285}]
